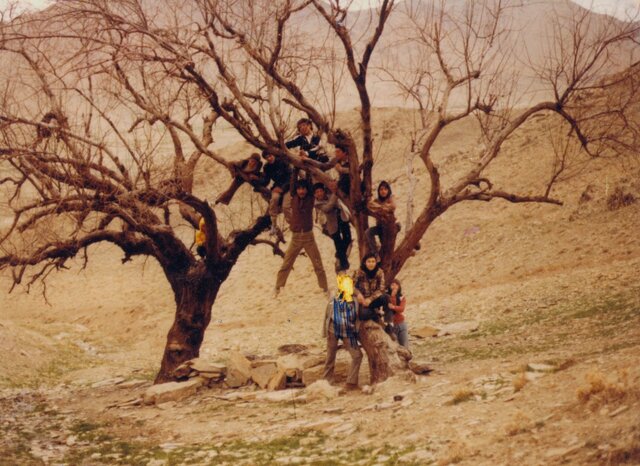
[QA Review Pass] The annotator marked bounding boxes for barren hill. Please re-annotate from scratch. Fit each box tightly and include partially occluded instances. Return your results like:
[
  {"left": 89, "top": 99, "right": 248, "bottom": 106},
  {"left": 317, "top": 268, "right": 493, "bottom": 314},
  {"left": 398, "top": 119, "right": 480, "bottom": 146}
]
[{"left": 2, "top": 104, "right": 639, "bottom": 464}]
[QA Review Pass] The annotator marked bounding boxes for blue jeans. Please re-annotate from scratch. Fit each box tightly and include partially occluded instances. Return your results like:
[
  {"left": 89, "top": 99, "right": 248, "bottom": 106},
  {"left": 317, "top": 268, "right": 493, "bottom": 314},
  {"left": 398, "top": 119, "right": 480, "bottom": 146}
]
[{"left": 393, "top": 322, "right": 409, "bottom": 349}]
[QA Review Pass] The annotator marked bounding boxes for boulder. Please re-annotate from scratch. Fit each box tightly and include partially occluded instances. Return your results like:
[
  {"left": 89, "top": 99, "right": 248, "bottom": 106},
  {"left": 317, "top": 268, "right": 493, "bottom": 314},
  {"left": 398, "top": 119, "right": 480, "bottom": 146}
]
[
  {"left": 267, "top": 370, "right": 287, "bottom": 391},
  {"left": 227, "top": 351, "right": 253, "bottom": 380},
  {"left": 251, "top": 362, "right": 278, "bottom": 389},
  {"left": 143, "top": 378, "right": 203, "bottom": 405},
  {"left": 224, "top": 368, "right": 250, "bottom": 389}
]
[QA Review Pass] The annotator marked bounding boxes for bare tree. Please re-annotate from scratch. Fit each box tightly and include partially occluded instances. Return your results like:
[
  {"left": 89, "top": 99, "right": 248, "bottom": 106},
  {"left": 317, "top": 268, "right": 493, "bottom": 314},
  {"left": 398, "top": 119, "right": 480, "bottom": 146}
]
[{"left": 1, "top": 0, "right": 638, "bottom": 384}]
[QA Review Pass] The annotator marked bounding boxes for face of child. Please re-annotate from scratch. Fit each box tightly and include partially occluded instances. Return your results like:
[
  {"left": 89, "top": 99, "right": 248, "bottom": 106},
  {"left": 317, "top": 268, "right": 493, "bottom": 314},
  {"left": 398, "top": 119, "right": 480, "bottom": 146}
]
[
  {"left": 379, "top": 185, "right": 389, "bottom": 198},
  {"left": 365, "top": 257, "right": 377, "bottom": 271},
  {"left": 390, "top": 282, "right": 399, "bottom": 294},
  {"left": 335, "top": 148, "right": 346, "bottom": 161},
  {"left": 296, "top": 186, "right": 308, "bottom": 198},
  {"left": 298, "top": 122, "right": 312, "bottom": 136},
  {"left": 314, "top": 188, "right": 325, "bottom": 201}
]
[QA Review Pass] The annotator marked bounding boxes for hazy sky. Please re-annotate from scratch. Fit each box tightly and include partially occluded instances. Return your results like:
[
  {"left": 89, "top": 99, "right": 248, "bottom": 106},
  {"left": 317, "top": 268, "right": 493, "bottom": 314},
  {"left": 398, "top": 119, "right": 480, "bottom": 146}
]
[{"left": 1, "top": 0, "right": 639, "bottom": 20}]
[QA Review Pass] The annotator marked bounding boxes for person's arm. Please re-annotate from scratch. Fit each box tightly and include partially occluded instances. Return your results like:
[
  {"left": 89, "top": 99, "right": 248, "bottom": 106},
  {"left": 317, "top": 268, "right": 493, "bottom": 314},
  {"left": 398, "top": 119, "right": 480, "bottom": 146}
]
[
  {"left": 285, "top": 136, "right": 301, "bottom": 149},
  {"left": 368, "top": 270, "right": 385, "bottom": 301},
  {"left": 391, "top": 296, "right": 406, "bottom": 314}
]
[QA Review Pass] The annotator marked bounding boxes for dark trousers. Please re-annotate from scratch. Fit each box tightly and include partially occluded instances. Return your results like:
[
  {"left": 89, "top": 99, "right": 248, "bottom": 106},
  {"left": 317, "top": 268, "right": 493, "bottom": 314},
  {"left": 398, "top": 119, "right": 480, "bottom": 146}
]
[
  {"left": 359, "top": 294, "right": 392, "bottom": 323},
  {"left": 330, "top": 217, "right": 352, "bottom": 270}
]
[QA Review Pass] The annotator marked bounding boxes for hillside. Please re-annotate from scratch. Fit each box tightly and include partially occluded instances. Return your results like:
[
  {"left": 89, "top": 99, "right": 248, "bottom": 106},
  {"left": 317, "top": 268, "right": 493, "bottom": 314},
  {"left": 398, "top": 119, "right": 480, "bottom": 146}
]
[{"left": 1, "top": 105, "right": 639, "bottom": 465}]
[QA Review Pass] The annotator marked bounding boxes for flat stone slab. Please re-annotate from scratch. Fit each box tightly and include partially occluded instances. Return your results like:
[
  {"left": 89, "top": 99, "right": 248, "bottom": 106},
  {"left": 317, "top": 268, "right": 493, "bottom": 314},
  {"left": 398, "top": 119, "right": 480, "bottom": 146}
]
[
  {"left": 437, "top": 320, "right": 479, "bottom": 337},
  {"left": 143, "top": 378, "right": 203, "bottom": 405}
]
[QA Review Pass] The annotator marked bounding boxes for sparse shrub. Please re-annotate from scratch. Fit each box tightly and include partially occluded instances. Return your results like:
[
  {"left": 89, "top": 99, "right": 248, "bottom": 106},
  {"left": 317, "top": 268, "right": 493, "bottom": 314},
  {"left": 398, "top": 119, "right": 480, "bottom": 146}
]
[
  {"left": 513, "top": 372, "right": 528, "bottom": 392},
  {"left": 505, "top": 412, "right": 531, "bottom": 436},
  {"left": 448, "top": 389, "right": 474, "bottom": 405},
  {"left": 576, "top": 370, "right": 637, "bottom": 408},
  {"left": 607, "top": 187, "right": 636, "bottom": 211}
]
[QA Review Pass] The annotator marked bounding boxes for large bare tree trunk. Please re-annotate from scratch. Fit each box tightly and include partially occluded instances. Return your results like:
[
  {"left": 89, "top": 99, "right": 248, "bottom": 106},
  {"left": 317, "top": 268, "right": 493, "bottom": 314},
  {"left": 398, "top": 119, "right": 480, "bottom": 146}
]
[
  {"left": 358, "top": 320, "right": 412, "bottom": 384},
  {"left": 155, "top": 263, "right": 225, "bottom": 383}
]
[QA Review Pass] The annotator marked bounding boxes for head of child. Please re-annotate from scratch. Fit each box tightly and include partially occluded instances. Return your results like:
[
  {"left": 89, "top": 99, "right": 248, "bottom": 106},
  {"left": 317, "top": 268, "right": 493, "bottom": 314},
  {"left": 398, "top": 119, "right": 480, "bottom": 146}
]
[
  {"left": 297, "top": 118, "right": 313, "bottom": 137},
  {"left": 335, "top": 144, "right": 348, "bottom": 161},
  {"left": 361, "top": 252, "right": 378, "bottom": 272},
  {"left": 336, "top": 274, "right": 354, "bottom": 302},
  {"left": 295, "top": 179, "right": 310, "bottom": 198},
  {"left": 261, "top": 150, "right": 276, "bottom": 164},
  {"left": 389, "top": 278, "right": 402, "bottom": 297},
  {"left": 313, "top": 183, "right": 326, "bottom": 201},
  {"left": 377, "top": 180, "right": 392, "bottom": 201}
]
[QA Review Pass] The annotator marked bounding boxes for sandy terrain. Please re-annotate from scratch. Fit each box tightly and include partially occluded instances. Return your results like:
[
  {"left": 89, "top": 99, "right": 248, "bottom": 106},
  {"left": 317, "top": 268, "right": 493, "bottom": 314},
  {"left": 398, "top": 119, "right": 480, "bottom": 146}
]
[{"left": 1, "top": 108, "right": 639, "bottom": 465}]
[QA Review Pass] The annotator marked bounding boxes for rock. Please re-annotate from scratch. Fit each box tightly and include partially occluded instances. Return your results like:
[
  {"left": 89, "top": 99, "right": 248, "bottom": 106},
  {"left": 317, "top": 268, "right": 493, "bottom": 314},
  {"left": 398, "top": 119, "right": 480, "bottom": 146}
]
[
  {"left": 143, "top": 379, "right": 203, "bottom": 405},
  {"left": 361, "top": 385, "right": 375, "bottom": 395},
  {"left": 224, "top": 368, "right": 250, "bottom": 389},
  {"left": 524, "top": 372, "right": 545, "bottom": 382},
  {"left": 437, "top": 320, "right": 479, "bottom": 336},
  {"left": 277, "top": 344, "right": 308, "bottom": 354},
  {"left": 117, "top": 379, "right": 149, "bottom": 389},
  {"left": 255, "top": 389, "right": 305, "bottom": 403},
  {"left": 190, "top": 359, "right": 226, "bottom": 374},
  {"left": 527, "top": 363, "right": 556, "bottom": 373},
  {"left": 277, "top": 354, "right": 304, "bottom": 378},
  {"left": 66, "top": 435, "right": 77, "bottom": 446},
  {"left": 267, "top": 370, "right": 287, "bottom": 391},
  {"left": 251, "top": 362, "right": 278, "bottom": 389},
  {"left": 305, "top": 380, "right": 340, "bottom": 401},
  {"left": 302, "top": 354, "right": 326, "bottom": 369},
  {"left": 412, "top": 326, "right": 440, "bottom": 339},
  {"left": 91, "top": 377, "right": 126, "bottom": 388},
  {"left": 409, "top": 360, "right": 434, "bottom": 375},
  {"left": 227, "top": 351, "right": 253, "bottom": 381},
  {"left": 173, "top": 362, "right": 193, "bottom": 379},
  {"left": 302, "top": 365, "right": 325, "bottom": 386}
]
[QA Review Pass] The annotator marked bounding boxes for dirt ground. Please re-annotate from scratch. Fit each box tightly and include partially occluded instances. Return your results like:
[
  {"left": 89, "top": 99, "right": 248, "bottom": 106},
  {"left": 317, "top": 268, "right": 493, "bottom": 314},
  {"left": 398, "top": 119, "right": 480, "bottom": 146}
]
[{"left": 1, "top": 109, "right": 640, "bottom": 465}]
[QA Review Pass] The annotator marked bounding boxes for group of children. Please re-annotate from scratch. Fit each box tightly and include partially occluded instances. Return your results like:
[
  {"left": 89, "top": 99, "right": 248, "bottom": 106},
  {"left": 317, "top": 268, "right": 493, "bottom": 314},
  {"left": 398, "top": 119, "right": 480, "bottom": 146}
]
[{"left": 200, "top": 117, "right": 411, "bottom": 388}]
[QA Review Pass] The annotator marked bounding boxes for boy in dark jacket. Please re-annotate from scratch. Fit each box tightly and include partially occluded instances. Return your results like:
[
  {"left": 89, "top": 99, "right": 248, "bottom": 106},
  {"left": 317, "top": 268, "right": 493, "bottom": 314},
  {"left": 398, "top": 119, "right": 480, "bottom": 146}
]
[{"left": 260, "top": 150, "right": 292, "bottom": 235}]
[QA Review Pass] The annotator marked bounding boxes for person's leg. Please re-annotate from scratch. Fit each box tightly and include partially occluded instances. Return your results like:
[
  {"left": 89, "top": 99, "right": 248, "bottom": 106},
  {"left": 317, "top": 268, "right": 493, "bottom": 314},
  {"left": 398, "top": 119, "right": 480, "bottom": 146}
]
[
  {"left": 323, "top": 331, "right": 338, "bottom": 383},
  {"left": 275, "top": 233, "right": 304, "bottom": 290},
  {"left": 268, "top": 190, "right": 282, "bottom": 227},
  {"left": 282, "top": 192, "right": 292, "bottom": 224},
  {"left": 302, "top": 232, "right": 328, "bottom": 291},
  {"left": 365, "top": 227, "right": 377, "bottom": 255},
  {"left": 396, "top": 322, "right": 409, "bottom": 349},
  {"left": 344, "top": 338, "right": 363, "bottom": 386},
  {"left": 370, "top": 294, "right": 391, "bottom": 322},
  {"left": 331, "top": 232, "right": 349, "bottom": 270}
]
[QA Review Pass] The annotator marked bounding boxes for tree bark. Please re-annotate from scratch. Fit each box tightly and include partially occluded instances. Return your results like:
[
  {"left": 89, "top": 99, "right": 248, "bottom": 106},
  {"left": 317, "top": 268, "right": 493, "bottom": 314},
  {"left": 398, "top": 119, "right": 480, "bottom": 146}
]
[
  {"left": 155, "top": 262, "right": 226, "bottom": 383},
  {"left": 358, "top": 320, "right": 412, "bottom": 384}
]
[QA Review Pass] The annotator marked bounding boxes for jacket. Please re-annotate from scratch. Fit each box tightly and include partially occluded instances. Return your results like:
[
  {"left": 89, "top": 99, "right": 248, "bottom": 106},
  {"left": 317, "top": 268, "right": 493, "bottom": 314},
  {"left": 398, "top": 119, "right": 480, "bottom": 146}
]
[
  {"left": 315, "top": 193, "right": 351, "bottom": 235},
  {"left": 261, "top": 159, "right": 291, "bottom": 190},
  {"left": 286, "top": 134, "right": 329, "bottom": 163},
  {"left": 290, "top": 193, "right": 315, "bottom": 233},
  {"left": 353, "top": 267, "right": 385, "bottom": 301},
  {"left": 322, "top": 298, "right": 360, "bottom": 338}
]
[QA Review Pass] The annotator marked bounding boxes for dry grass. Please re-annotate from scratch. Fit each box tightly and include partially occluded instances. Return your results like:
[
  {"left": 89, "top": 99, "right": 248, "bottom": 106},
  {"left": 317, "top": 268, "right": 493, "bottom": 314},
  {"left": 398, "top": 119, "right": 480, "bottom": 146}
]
[
  {"left": 448, "top": 389, "right": 475, "bottom": 405},
  {"left": 512, "top": 372, "right": 528, "bottom": 392},
  {"left": 576, "top": 370, "right": 639, "bottom": 408},
  {"left": 437, "top": 442, "right": 469, "bottom": 466},
  {"left": 505, "top": 412, "right": 532, "bottom": 437}
]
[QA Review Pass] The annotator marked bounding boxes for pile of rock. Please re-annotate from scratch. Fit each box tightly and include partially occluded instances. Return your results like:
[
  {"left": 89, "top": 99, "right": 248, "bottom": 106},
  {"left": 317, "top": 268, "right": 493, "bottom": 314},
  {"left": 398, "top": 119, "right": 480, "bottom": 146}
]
[{"left": 173, "top": 359, "right": 227, "bottom": 387}]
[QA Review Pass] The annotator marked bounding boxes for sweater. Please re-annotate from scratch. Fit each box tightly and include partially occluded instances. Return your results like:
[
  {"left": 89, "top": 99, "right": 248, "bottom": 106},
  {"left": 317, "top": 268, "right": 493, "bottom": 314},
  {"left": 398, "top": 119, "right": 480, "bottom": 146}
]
[
  {"left": 290, "top": 193, "right": 315, "bottom": 233},
  {"left": 389, "top": 295, "right": 406, "bottom": 324}
]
